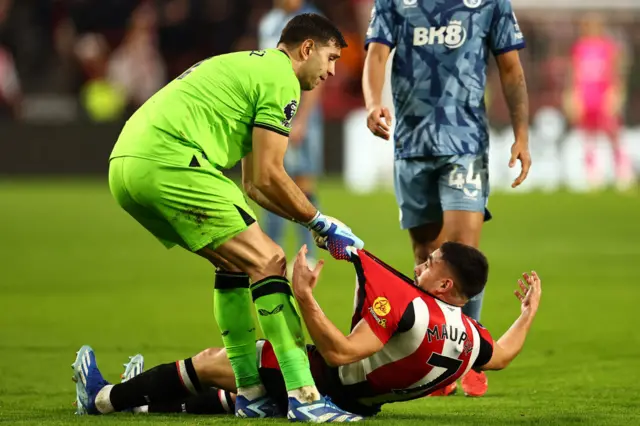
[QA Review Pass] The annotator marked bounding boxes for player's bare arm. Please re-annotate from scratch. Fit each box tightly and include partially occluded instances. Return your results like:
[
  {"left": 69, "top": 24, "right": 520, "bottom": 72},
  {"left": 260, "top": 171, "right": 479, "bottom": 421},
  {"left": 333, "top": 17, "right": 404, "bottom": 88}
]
[
  {"left": 363, "top": 42, "right": 393, "bottom": 140},
  {"left": 291, "top": 245, "right": 384, "bottom": 366},
  {"left": 251, "top": 128, "right": 365, "bottom": 260},
  {"left": 480, "top": 271, "right": 541, "bottom": 371},
  {"left": 251, "top": 127, "right": 318, "bottom": 223},
  {"left": 241, "top": 153, "right": 293, "bottom": 219},
  {"left": 496, "top": 50, "right": 531, "bottom": 188}
]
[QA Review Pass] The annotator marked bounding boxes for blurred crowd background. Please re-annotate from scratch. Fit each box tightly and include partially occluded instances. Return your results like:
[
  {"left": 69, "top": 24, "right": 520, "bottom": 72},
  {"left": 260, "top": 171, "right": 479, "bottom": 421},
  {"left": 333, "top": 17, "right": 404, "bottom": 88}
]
[
  {"left": 0, "top": 0, "right": 374, "bottom": 123},
  {"left": 1, "top": 0, "right": 639, "bottom": 191}
]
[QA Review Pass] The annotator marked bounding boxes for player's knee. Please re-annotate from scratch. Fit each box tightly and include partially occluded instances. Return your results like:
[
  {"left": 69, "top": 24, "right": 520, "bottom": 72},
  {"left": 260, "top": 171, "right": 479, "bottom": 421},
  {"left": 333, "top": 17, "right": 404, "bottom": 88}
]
[
  {"left": 197, "top": 247, "right": 243, "bottom": 272},
  {"left": 192, "top": 348, "right": 223, "bottom": 380},
  {"left": 259, "top": 246, "right": 287, "bottom": 278},
  {"left": 193, "top": 347, "right": 221, "bottom": 365},
  {"left": 246, "top": 244, "right": 287, "bottom": 281}
]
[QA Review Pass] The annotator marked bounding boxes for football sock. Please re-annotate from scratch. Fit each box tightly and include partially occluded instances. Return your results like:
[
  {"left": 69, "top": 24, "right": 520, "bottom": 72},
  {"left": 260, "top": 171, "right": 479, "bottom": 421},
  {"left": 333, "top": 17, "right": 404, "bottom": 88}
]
[
  {"left": 288, "top": 386, "right": 322, "bottom": 403},
  {"left": 147, "top": 387, "right": 235, "bottom": 414},
  {"left": 299, "top": 192, "right": 317, "bottom": 257},
  {"left": 251, "top": 276, "right": 318, "bottom": 398},
  {"left": 106, "top": 359, "right": 201, "bottom": 412},
  {"left": 214, "top": 271, "right": 262, "bottom": 389},
  {"left": 613, "top": 145, "right": 634, "bottom": 183},
  {"left": 462, "top": 289, "right": 484, "bottom": 322},
  {"left": 585, "top": 141, "right": 602, "bottom": 187},
  {"left": 237, "top": 384, "right": 267, "bottom": 400},
  {"left": 94, "top": 385, "right": 114, "bottom": 413}
]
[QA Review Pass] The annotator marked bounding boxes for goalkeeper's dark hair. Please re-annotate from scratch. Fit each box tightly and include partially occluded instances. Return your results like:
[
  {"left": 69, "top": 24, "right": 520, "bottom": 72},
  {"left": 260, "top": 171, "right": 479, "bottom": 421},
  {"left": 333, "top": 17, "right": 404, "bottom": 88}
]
[
  {"left": 278, "top": 13, "right": 348, "bottom": 49},
  {"left": 440, "top": 242, "right": 489, "bottom": 300}
]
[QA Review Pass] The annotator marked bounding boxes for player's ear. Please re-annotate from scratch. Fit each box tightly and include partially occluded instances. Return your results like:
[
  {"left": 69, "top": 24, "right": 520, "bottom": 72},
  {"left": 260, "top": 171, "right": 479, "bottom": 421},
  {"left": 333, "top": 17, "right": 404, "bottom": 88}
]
[
  {"left": 441, "top": 278, "right": 454, "bottom": 292},
  {"left": 301, "top": 39, "right": 314, "bottom": 58}
]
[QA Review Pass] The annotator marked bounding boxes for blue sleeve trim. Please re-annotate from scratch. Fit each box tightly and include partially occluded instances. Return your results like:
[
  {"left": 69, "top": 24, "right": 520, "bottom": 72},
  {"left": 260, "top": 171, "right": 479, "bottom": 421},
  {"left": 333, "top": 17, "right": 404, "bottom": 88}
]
[
  {"left": 493, "top": 42, "right": 526, "bottom": 56},
  {"left": 364, "top": 38, "right": 395, "bottom": 51}
]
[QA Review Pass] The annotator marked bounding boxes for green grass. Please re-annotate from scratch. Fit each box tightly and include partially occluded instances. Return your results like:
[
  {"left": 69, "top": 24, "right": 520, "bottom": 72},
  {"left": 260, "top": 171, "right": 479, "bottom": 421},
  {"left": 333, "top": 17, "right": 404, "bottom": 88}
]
[{"left": 1, "top": 179, "right": 640, "bottom": 425}]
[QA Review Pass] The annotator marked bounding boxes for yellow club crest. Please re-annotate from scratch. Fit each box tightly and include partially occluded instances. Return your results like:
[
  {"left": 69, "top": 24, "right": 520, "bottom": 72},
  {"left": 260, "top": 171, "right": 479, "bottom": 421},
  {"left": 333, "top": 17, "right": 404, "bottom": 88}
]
[{"left": 373, "top": 297, "right": 391, "bottom": 317}]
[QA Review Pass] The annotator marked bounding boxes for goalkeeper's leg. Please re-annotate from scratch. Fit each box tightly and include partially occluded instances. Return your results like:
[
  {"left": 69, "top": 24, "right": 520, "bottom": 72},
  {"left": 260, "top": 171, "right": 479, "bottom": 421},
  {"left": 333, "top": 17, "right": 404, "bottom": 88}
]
[
  {"left": 198, "top": 223, "right": 321, "bottom": 403},
  {"left": 202, "top": 221, "right": 363, "bottom": 421}
]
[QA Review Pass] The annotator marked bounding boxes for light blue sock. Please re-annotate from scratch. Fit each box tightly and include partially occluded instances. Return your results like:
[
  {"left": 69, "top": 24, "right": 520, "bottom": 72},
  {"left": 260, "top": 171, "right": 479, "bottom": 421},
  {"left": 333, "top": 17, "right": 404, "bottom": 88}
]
[
  {"left": 264, "top": 210, "right": 286, "bottom": 246},
  {"left": 462, "top": 289, "right": 484, "bottom": 321}
]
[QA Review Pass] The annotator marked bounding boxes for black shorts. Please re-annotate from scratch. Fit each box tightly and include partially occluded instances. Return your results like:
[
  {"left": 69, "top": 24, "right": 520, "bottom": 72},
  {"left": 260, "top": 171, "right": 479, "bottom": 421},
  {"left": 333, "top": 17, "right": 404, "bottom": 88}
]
[{"left": 256, "top": 340, "right": 381, "bottom": 417}]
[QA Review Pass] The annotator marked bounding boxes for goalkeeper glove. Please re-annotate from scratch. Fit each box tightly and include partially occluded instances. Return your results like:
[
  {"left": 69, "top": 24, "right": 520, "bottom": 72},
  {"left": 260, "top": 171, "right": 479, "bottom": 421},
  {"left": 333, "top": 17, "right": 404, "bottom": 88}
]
[{"left": 307, "top": 211, "right": 364, "bottom": 261}]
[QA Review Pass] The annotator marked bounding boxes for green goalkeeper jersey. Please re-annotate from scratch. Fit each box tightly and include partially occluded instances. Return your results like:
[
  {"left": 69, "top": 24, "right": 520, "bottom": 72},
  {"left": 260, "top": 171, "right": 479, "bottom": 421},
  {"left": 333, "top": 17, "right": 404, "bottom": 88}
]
[{"left": 110, "top": 49, "right": 300, "bottom": 169}]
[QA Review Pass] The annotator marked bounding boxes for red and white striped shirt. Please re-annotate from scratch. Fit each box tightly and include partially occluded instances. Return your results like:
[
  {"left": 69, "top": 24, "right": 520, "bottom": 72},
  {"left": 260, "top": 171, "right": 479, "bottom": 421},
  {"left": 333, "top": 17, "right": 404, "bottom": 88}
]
[{"left": 339, "top": 250, "right": 494, "bottom": 408}]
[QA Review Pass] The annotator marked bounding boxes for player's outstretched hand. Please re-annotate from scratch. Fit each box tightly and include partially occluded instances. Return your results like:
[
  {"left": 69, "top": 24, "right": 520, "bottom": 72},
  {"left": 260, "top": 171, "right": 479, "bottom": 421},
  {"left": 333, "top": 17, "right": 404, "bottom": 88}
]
[
  {"left": 514, "top": 271, "right": 541, "bottom": 317},
  {"left": 509, "top": 139, "right": 532, "bottom": 188},
  {"left": 307, "top": 212, "right": 364, "bottom": 261},
  {"left": 366, "top": 105, "right": 393, "bottom": 140},
  {"left": 292, "top": 244, "right": 325, "bottom": 300}
]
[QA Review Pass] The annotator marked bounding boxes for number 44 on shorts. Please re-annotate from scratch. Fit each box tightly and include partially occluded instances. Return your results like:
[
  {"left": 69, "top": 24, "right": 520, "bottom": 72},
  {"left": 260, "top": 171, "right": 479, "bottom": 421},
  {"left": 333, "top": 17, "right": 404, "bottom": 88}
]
[{"left": 448, "top": 163, "right": 482, "bottom": 199}]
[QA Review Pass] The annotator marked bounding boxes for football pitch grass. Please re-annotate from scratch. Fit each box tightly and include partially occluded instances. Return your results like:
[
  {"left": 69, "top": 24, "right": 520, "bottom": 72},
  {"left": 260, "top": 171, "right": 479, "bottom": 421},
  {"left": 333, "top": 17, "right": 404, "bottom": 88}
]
[{"left": 1, "top": 179, "right": 639, "bottom": 425}]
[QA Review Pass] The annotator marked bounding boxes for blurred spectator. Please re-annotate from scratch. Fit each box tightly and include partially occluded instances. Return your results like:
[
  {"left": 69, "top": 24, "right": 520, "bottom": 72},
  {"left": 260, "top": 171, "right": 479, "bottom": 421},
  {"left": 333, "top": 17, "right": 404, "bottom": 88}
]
[
  {"left": 0, "top": 0, "right": 54, "bottom": 92},
  {"left": 538, "top": 40, "right": 572, "bottom": 110},
  {"left": 65, "top": 0, "right": 139, "bottom": 45},
  {"left": 197, "top": 0, "right": 255, "bottom": 56},
  {"left": 352, "top": 0, "right": 373, "bottom": 37},
  {"left": 74, "top": 33, "right": 126, "bottom": 122},
  {"left": 0, "top": 0, "right": 639, "bottom": 134},
  {"left": 320, "top": 0, "right": 365, "bottom": 118},
  {"left": 107, "top": 2, "right": 166, "bottom": 113},
  {"left": 0, "top": 45, "right": 20, "bottom": 119},
  {"left": 156, "top": 0, "right": 196, "bottom": 78}
]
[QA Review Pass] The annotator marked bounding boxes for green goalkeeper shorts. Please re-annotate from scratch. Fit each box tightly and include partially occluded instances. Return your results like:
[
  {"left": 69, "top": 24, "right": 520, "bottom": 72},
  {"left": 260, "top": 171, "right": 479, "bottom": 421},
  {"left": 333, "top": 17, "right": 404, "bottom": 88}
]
[{"left": 108, "top": 154, "right": 256, "bottom": 252}]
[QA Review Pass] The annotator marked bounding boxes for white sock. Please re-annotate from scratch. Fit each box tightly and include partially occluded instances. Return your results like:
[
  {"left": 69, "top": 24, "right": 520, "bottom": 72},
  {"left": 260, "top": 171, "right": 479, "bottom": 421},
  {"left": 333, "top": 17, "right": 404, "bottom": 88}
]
[
  {"left": 94, "top": 385, "right": 115, "bottom": 414},
  {"left": 237, "top": 384, "right": 266, "bottom": 400},
  {"left": 133, "top": 405, "right": 149, "bottom": 414},
  {"left": 288, "top": 385, "right": 320, "bottom": 404}
]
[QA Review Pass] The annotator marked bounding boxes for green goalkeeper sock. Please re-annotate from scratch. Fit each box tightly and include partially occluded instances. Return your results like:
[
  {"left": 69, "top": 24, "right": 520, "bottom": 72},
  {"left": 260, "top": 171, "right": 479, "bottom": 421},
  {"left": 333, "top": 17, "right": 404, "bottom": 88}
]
[
  {"left": 251, "top": 276, "right": 315, "bottom": 391},
  {"left": 214, "top": 271, "right": 261, "bottom": 389}
]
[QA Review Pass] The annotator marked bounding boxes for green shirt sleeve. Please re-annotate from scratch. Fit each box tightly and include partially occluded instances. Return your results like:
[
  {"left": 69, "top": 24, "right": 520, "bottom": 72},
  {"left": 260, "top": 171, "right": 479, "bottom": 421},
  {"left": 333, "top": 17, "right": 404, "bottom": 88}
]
[{"left": 253, "top": 61, "right": 300, "bottom": 137}]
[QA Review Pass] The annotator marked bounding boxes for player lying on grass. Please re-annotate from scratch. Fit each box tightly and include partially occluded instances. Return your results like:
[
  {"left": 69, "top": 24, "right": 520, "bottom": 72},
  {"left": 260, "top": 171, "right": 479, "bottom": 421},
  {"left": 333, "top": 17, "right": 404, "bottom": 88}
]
[{"left": 72, "top": 242, "right": 542, "bottom": 418}]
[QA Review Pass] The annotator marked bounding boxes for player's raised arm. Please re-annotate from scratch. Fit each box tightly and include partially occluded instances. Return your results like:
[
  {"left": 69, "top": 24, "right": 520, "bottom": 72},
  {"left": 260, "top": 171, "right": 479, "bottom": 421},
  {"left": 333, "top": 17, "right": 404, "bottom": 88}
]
[
  {"left": 479, "top": 271, "right": 542, "bottom": 371},
  {"left": 291, "top": 245, "right": 384, "bottom": 366}
]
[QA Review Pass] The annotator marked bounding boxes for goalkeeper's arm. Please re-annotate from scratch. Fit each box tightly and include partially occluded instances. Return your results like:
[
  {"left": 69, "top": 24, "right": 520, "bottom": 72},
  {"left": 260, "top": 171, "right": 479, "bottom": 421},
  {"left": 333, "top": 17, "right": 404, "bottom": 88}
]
[
  {"left": 242, "top": 155, "right": 295, "bottom": 219},
  {"left": 247, "top": 128, "right": 318, "bottom": 224}
]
